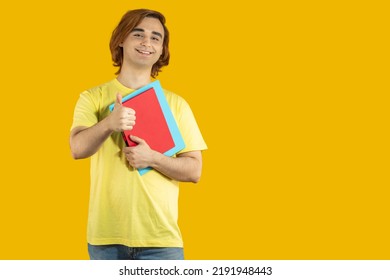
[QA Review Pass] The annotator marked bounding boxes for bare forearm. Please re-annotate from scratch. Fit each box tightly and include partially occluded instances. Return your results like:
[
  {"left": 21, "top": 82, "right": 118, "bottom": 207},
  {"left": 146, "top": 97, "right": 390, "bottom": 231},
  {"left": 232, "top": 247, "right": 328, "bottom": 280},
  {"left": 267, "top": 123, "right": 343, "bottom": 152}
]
[
  {"left": 70, "top": 118, "right": 113, "bottom": 159},
  {"left": 150, "top": 151, "right": 202, "bottom": 183}
]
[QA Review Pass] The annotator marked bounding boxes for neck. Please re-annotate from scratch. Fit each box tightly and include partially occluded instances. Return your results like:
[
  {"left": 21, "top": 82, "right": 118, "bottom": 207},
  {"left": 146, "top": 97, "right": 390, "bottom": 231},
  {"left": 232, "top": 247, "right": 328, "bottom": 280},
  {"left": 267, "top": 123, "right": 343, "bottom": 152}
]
[{"left": 116, "top": 65, "right": 152, "bottom": 89}]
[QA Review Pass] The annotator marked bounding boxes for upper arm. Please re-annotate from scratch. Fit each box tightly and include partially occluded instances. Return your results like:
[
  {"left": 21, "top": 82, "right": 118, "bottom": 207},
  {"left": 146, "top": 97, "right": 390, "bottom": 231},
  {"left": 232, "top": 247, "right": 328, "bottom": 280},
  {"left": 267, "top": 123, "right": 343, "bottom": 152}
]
[{"left": 69, "top": 126, "right": 89, "bottom": 157}]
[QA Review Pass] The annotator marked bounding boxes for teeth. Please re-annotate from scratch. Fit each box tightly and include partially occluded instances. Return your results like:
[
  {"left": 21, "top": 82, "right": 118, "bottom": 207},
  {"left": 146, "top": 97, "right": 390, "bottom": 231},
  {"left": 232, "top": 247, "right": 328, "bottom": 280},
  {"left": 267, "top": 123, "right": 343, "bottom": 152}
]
[{"left": 137, "top": 50, "right": 152, "bottom": 54}]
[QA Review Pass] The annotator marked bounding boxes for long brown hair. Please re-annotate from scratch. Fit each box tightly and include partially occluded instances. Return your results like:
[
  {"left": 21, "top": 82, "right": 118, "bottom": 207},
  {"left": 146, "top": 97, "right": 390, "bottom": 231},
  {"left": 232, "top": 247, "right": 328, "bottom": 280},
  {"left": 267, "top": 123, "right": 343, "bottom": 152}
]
[{"left": 109, "top": 9, "right": 170, "bottom": 78}]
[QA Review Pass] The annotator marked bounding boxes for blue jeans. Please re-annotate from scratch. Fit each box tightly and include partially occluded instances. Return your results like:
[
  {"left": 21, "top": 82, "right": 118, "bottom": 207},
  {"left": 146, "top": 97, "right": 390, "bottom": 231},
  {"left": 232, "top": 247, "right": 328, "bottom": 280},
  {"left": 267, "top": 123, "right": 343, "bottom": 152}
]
[{"left": 88, "top": 244, "right": 184, "bottom": 260}]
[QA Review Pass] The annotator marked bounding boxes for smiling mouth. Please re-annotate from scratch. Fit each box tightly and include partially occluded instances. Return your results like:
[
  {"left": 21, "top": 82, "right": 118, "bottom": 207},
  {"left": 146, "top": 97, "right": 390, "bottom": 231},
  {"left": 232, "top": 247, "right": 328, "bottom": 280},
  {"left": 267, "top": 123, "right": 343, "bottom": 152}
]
[{"left": 136, "top": 49, "right": 154, "bottom": 55}]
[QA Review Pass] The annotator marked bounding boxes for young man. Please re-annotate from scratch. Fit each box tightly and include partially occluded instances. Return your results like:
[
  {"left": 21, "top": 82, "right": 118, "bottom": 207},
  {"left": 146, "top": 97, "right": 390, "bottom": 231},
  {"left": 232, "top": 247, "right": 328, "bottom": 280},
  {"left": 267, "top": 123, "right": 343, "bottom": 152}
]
[{"left": 70, "top": 9, "right": 207, "bottom": 260}]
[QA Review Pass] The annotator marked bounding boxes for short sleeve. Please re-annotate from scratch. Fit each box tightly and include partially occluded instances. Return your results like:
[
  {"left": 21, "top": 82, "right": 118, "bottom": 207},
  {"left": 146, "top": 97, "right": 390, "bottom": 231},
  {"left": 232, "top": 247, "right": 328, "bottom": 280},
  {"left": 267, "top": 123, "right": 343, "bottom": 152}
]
[
  {"left": 176, "top": 99, "right": 207, "bottom": 154},
  {"left": 70, "top": 91, "right": 98, "bottom": 131}
]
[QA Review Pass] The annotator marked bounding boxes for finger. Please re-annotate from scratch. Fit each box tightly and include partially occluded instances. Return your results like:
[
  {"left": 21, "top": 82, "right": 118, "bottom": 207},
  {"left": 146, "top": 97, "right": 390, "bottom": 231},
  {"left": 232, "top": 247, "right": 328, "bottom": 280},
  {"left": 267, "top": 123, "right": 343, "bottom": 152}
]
[
  {"left": 119, "top": 122, "right": 135, "bottom": 131},
  {"left": 124, "top": 124, "right": 135, "bottom": 130},
  {"left": 116, "top": 93, "right": 122, "bottom": 106},
  {"left": 124, "top": 107, "right": 136, "bottom": 115},
  {"left": 122, "top": 147, "right": 133, "bottom": 154},
  {"left": 129, "top": 135, "right": 144, "bottom": 144},
  {"left": 120, "top": 117, "right": 136, "bottom": 125}
]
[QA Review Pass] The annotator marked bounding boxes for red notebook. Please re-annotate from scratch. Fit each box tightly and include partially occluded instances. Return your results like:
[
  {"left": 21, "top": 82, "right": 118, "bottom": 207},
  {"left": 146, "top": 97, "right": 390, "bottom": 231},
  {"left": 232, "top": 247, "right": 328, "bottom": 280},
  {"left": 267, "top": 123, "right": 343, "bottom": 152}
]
[{"left": 109, "top": 80, "right": 185, "bottom": 175}]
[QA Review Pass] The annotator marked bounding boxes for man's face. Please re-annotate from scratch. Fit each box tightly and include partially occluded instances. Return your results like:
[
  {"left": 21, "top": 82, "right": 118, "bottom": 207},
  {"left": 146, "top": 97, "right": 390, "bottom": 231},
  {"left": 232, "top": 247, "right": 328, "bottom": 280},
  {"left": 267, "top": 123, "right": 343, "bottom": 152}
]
[{"left": 120, "top": 17, "right": 164, "bottom": 70}]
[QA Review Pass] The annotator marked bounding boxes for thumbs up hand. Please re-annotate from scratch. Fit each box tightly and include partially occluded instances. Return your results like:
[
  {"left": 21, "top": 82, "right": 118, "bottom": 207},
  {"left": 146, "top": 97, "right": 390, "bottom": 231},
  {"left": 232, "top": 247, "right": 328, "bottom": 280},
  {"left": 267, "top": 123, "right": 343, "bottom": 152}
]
[{"left": 108, "top": 93, "right": 136, "bottom": 132}]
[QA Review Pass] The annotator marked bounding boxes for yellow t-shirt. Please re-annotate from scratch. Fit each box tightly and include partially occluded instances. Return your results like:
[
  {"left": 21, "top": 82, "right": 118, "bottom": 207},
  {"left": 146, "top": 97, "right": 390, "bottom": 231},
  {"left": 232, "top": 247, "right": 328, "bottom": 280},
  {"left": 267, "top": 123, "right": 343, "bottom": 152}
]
[{"left": 71, "top": 79, "right": 207, "bottom": 247}]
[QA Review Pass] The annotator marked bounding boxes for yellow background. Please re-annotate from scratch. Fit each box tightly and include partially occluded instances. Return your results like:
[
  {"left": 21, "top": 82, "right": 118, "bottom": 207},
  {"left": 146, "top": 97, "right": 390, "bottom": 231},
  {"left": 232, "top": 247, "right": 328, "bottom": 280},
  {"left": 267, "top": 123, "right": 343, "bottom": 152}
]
[{"left": 0, "top": 0, "right": 388, "bottom": 259}]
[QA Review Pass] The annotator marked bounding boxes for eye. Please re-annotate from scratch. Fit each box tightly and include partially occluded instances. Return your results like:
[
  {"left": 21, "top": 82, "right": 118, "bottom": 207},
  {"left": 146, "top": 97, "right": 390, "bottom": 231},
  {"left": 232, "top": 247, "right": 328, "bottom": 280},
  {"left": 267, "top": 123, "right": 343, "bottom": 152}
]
[
  {"left": 152, "top": 36, "right": 161, "bottom": 41},
  {"left": 133, "top": 33, "right": 143, "bottom": 38}
]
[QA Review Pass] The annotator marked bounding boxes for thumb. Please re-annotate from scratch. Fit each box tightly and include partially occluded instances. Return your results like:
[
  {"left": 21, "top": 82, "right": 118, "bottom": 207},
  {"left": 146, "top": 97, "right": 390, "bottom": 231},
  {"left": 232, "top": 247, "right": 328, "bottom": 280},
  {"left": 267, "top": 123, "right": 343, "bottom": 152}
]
[
  {"left": 115, "top": 93, "right": 122, "bottom": 106},
  {"left": 130, "top": 135, "right": 144, "bottom": 144}
]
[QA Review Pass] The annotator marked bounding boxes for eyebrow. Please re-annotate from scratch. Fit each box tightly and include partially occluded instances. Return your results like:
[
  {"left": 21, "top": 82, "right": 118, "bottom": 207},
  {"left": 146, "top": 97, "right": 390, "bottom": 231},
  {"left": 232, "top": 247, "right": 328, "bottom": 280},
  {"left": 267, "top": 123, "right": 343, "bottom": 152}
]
[{"left": 131, "top": 28, "right": 163, "bottom": 39}]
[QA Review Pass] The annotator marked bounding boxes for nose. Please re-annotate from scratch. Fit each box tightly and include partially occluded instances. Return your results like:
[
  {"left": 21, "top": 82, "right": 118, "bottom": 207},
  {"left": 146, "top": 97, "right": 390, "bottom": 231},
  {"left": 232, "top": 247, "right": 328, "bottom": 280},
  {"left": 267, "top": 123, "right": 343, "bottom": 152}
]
[{"left": 140, "top": 37, "right": 151, "bottom": 47}]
